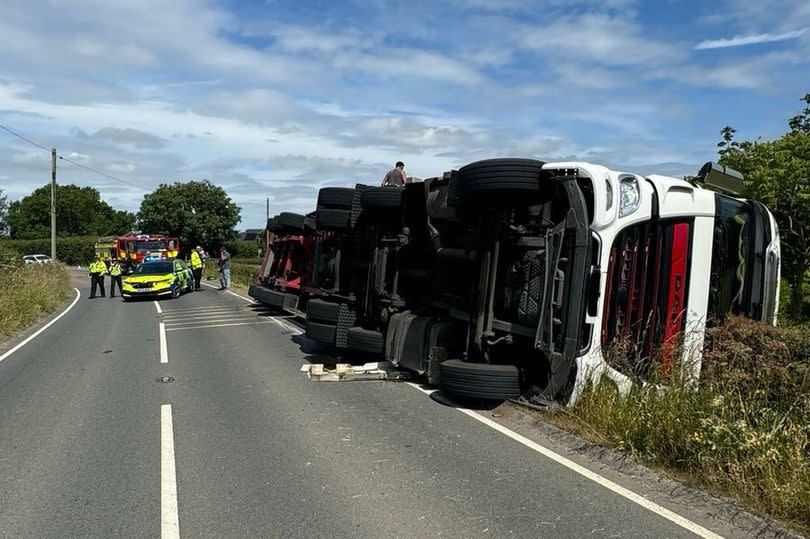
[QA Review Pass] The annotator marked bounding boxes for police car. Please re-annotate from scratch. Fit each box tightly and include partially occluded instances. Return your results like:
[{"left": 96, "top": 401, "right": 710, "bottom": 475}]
[{"left": 121, "top": 260, "right": 194, "bottom": 300}]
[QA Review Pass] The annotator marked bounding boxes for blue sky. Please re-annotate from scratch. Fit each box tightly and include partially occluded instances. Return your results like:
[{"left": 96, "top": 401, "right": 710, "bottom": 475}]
[{"left": 1, "top": 0, "right": 808, "bottom": 229}]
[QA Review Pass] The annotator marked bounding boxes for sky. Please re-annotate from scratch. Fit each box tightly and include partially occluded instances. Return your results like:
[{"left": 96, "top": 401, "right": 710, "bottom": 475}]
[{"left": 0, "top": 0, "right": 808, "bottom": 229}]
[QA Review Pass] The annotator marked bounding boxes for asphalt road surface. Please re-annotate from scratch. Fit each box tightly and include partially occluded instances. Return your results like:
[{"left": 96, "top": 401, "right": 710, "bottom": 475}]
[{"left": 0, "top": 274, "right": 753, "bottom": 538}]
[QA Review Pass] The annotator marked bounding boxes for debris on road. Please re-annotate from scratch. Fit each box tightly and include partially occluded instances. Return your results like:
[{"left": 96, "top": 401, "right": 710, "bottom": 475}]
[{"left": 301, "top": 361, "right": 410, "bottom": 382}]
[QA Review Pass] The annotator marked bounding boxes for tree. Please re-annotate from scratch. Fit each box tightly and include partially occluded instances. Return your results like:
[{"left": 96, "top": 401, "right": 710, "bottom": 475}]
[
  {"left": 137, "top": 180, "right": 241, "bottom": 254},
  {"left": 0, "top": 189, "right": 8, "bottom": 236},
  {"left": 718, "top": 94, "right": 810, "bottom": 321},
  {"left": 7, "top": 184, "right": 136, "bottom": 239}
]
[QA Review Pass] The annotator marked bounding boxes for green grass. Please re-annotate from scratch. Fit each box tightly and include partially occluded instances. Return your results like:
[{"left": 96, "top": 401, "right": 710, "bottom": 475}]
[
  {"left": 0, "top": 263, "right": 72, "bottom": 340},
  {"left": 551, "top": 317, "right": 810, "bottom": 535}
]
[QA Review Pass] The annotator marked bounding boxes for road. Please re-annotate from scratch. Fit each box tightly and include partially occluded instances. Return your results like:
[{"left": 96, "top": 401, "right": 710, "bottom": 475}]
[{"left": 0, "top": 274, "right": 748, "bottom": 538}]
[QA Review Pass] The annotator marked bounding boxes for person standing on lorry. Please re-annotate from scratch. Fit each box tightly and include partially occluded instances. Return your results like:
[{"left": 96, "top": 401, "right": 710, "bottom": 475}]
[
  {"left": 380, "top": 161, "right": 407, "bottom": 187},
  {"left": 218, "top": 246, "right": 231, "bottom": 290},
  {"left": 88, "top": 256, "right": 107, "bottom": 299},
  {"left": 190, "top": 246, "right": 204, "bottom": 291},
  {"left": 108, "top": 259, "right": 123, "bottom": 298}
]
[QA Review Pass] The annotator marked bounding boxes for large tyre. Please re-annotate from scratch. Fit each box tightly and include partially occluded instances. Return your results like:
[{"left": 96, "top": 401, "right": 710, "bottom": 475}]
[
  {"left": 249, "top": 285, "right": 287, "bottom": 308},
  {"left": 307, "top": 299, "right": 341, "bottom": 324},
  {"left": 346, "top": 327, "right": 384, "bottom": 354},
  {"left": 456, "top": 158, "right": 545, "bottom": 198},
  {"left": 317, "top": 187, "right": 354, "bottom": 210},
  {"left": 276, "top": 212, "right": 306, "bottom": 230},
  {"left": 315, "top": 208, "right": 351, "bottom": 230},
  {"left": 360, "top": 187, "right": 404, "bottom": 210},
  {"left": 306, "top": 320, "right": 337, "bottom": 345},
  {"left": 439, "top": 359, "right": 520, "bottom": 400}
]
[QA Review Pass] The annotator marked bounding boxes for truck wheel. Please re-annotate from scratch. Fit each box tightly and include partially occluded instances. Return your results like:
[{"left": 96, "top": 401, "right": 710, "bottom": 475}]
[
  {"left": 250, "top": 286, "right": 287, "bottom": 308},
  {"left": 305, "top": 320, "right": 337, "bottom": 345},
  {"left": 276, "top": 212, "right": 307, "bottom": 231},
  {"left": 456, "top": 158, "right": 545, "bottom": 199},
  {"left": 439, "top": 359, "right": 520, "bottom": 400},
  {"left": 346, "top": 327, "right": 384, "bottom": 354},
  {"left": 360, "top": 187, "right": 404, "bottom": 210},
  {"left": 317, "top": 187, "right": 355, "bottom": 210},
  {"left": 315, "top": 208, "right": 351, "bottom": 230},
  {"left": 307, "top": 299, "right": 341, "bottom": 324}
]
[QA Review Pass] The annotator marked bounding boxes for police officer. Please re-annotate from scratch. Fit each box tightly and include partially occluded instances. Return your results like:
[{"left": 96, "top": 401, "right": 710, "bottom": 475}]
[
  {"left": 89, "top": 256, "right": 107, "bottom": 299},
  {"left": 190, "top": 246, "right": 204, "bottom": 290},
  {"left": 108, "top": 259, "right": 123, "bottom": 298}
]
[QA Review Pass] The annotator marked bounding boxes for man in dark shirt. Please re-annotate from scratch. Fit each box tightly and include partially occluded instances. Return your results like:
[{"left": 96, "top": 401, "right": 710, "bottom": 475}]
[{"left": 381, "top": 161, "right": 407, "bottom": 187}]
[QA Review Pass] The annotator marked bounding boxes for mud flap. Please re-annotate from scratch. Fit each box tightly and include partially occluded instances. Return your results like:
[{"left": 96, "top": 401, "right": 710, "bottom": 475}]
[{"left": 385, "top": 311, "right": 455, "bottom": 376}]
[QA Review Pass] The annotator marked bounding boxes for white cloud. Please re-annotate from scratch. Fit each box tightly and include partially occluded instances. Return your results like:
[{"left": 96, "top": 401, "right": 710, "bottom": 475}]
[
  {"left": 695, "top": 28, "right": 806, "bottom": 49},
  {"left": 107, "top": 162, "right": 136, "bottom": 173}
]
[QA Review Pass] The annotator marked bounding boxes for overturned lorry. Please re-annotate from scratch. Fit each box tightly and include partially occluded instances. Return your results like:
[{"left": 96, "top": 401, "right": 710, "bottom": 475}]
[
  {"left": 249, "top": 211, "right": 320, "bottom": 314},
  {"left": 296, "top": 158, "right": 780, "bottom": 405}
]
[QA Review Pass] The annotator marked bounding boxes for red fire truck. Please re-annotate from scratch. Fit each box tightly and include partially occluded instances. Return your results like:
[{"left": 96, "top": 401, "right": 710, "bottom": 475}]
[{"left": 95, "top": 233, "right": 180, "bottom": 273}]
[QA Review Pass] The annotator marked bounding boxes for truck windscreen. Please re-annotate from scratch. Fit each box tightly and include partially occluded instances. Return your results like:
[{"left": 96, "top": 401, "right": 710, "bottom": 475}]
[{"left": 135, "top": 241, "right": 165, "bottom": 251}]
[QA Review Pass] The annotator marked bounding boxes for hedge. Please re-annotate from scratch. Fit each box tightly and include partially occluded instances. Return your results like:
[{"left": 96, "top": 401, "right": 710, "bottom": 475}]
[
  {"left": 0, "top": 236, "right": 97, "bottom": 266},
  {"left": 223, "top": 240, "right": 263, "bottom": 259}
]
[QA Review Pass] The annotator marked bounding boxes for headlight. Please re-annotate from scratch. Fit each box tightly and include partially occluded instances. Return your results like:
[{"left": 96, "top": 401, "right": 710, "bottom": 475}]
[{"left": 619, "top": 176, "right": 640, "bottom": 217}]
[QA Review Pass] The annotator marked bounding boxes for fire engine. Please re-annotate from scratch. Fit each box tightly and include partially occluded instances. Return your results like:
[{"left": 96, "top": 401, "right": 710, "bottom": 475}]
[{"left": 95, "top": 233, "right": 180, "bottom": 272}]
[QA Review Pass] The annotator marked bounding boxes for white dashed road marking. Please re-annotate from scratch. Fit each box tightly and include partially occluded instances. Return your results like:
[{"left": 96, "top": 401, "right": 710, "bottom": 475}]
[
  {"left": 159, "top": 323, "right": 168, "bottom": 364},
  {"left": 161, "top": 404, "right": 180, "bottom": 539}
]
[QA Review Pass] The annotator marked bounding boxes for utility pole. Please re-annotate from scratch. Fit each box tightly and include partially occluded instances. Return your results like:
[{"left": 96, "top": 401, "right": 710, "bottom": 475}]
[
  {"left": 266, "top": 197, "right": 269, "bottom": 221},
  {"left": 51, "top": 148, "right": 57, "bottom": 262}
]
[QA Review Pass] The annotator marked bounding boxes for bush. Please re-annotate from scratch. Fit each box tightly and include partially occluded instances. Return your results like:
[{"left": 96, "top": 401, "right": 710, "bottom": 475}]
[
  {"left": 561, "top": 317, "right": 810, "bottom": 534},
  {"left": 0, "top": 264, "right": 72, "bottom": 339},
  {"left": 0, "top": 236, "right": 97, "bottom": 266},
  {"left": 202, "top": 260, "right": 258, "bottom": 288},
  {"left": 0, "top": 243, "right": 23, "bottom": 269},
  {"left": 223, "top": 240, "right": 261, "bottom": 259}
]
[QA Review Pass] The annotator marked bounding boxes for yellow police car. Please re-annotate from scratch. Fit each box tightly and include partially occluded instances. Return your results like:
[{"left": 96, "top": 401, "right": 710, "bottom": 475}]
[{"left": 122, "top": 260, "right": 194, "bottom": 301}]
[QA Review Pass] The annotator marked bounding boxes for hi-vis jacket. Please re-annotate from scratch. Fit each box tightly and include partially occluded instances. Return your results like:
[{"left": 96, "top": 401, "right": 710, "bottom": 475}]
[
  {"left": 190, "top": 251, "right": 203, "bottom": 270},
  {"left": 109, "top": 263, "right": 122, "bottom": 277},
  {"left": 89, "top": 261, "right": 107, "bottom": 275}
]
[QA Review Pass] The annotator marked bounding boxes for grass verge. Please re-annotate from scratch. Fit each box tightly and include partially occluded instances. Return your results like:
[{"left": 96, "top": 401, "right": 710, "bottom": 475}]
[
  {"left": 202, "top": 261, "right": 258, "bottom": 289},
  {"left": 548, "top": 317, "right": 810, "bottom": 535},
  {"left": 0, "top": 263, "right": 72, "bottom": 340}
]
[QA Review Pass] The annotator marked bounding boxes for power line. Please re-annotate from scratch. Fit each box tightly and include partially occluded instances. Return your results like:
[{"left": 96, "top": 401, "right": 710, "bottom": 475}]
[
  {"left": 0, "top": 122, "right": 145, "bottom": 190},
  {"left": 0, "top": 123, "right": 51, "bottom": 152},
  {"left": 57, "top": 155, "right": 144, "bottom": 189}
]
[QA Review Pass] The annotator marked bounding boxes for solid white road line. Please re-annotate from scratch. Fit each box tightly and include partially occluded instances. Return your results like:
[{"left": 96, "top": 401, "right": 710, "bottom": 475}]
[
  {"left": 0, "top": 288, "right": 81, "bottom": 364},
  {"left": 153, "top": 300, "right": 163, "bottom": 314},
  {"left": 269, "top": 317, "right": 303, "bottom": 336},
  {"left": 161, "top": 404, "right": 180, "bottom": 539},
  {"left": 404, "top": 383, "right": 723, "bottom": 539},
  {"left": 165, "top": 320, "right": 272, "bottom": 332},
  {"left": 201, "top": 281, "right": 255, "bottom": 303},
  {"left": 159, "top": 323, "right": 168, "bottom": 364}
]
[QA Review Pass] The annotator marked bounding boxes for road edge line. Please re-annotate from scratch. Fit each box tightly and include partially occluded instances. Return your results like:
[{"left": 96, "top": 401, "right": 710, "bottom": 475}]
[
  {"left": 0, "top": 287, "right": 81, "bottom": 364},
  {"left": 154, "top": 300, "right": 163, "bottom": 314},
  {"left": 200, "top": 281, "right": 302, "bottom": 334},
  {"left": 159, "top": 322, "right": 168, "bottom": 364},
  {"left": 404, "top": 383, "right": 723, "bottom": 539},
  {"left": 161, "top": 404, "right": 180, "bottom": 539}
]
